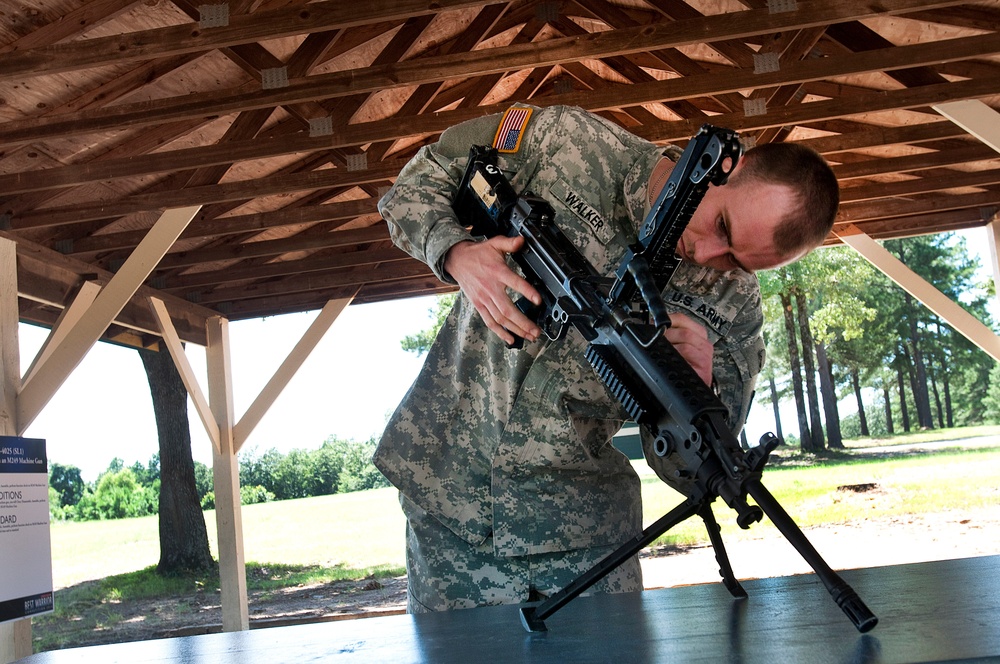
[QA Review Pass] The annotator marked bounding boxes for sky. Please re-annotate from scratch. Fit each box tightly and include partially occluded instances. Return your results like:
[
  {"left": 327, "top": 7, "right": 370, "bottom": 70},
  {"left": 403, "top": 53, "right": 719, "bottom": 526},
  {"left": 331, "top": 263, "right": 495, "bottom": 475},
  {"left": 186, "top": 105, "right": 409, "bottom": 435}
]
[
  {"left": 19, "top": 295, "right": 439, "bottom": 481},
  {"left": 16, "top": 228, "right": 999, "bottom": 482}
]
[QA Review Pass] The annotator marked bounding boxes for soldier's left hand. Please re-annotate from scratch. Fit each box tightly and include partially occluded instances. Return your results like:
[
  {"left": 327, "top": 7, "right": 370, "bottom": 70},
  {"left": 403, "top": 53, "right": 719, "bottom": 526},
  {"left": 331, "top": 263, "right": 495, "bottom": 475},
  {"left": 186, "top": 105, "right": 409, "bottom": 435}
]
[{"left": 663, "top": 313, "right": 713, "bottom": 386}]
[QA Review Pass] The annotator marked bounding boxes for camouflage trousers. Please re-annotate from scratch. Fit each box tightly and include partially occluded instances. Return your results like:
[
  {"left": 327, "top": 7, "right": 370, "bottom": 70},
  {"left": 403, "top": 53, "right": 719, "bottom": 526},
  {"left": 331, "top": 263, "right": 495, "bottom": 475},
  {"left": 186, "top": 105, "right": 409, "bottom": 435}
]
[{"left": 400, "top": 494, "right": 643, "bottom": 613}]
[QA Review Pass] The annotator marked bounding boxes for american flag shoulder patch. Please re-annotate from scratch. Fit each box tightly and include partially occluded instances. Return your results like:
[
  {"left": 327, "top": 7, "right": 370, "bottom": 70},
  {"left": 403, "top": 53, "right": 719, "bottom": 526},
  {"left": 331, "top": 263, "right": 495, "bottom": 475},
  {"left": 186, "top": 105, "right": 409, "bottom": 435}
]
[{"left": 492, "top": 106, "right": 533, "bottom": 153}]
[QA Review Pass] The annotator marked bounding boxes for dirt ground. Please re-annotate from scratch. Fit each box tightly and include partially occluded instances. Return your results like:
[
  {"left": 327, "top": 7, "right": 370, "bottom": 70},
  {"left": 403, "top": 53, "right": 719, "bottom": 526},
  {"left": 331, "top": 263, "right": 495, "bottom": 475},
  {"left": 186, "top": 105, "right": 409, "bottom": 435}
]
[{"left": 41, "top": 505, "right": 999, "bottom": 651}]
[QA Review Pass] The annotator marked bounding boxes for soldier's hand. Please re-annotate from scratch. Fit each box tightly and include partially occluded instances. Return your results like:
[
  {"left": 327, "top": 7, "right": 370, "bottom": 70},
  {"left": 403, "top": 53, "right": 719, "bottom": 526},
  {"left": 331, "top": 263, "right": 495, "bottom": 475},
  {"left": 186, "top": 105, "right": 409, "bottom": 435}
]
[
  {"left": 444, "top": 237, "right": 543, "bottom": 345},
  {"left": 663, "top": 313, "right": 713, "bottom": 386}
]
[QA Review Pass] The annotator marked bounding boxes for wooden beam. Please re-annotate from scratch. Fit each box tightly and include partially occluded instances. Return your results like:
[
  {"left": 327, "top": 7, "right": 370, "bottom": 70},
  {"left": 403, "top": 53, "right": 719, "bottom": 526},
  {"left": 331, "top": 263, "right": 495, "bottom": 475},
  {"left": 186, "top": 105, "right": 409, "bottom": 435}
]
[
  {"left": 636, "top": 74, "right": 1000, "bottom": 143},
  {"left": 836, "top": 224, "right": 1000, "bottom": 363},
  {"left": 233, "top": 294, "right": 356, "bottom": 451},
  {"left": 20, "top": 281, "right": 101, "bottom": 390},
  {"left": 933, "top": 99, "right": 1000, "bottom": 154},
  {"left": 160, "top": 247, "right": 406, "bottom": 291},
  {"left": 0, "top": 37, "right": 994, "bottom": 221},
  {"left": 0, "top": 0, "right": 977, "bottom": 147},
  {"left": 0, "top": 0, "right": 135, "bottom": 55},
  {"left": 206, "top": 316, "right": 249, "bottom": 632},
  {"left": 988, "top": 219, "right": 1000, "bottom": 314},
  {"left": 0, "top": 0, "right": 501, "bottom": 79},
  {"left": 0, "top": 239, "right": 18, "bottom": 437},
  {"left": 14, "top": 206, "right": 200, "bottom": 433},
  {"left": 840, "top": 168, "right": 1000, "bottom": 203},
  {"left": 0, "top": 238, "right": 33, "bottom": 663},
  {"left": 10, "top": 161, "right": 403, "bottom": 230},
  {"left": 3, "top": 231, "right": 215, "bottom": 347},
  {"left": 189, "top": 260, "right": 433, "bottom": 305},
  {"left": 836, "top": 190, "right": 1000, "bottom": 225},
  {"left": 154, "top": 225, "right": 390, "bottom": 271},
  {"left": 148, "top": 297, "right": 222, "bottom": 454},
  {"left": 9, "top": 71, "right": 1000, "bottom": 232},
  {"left": 833, "top": 145, "right": 1000, "bottom": 181}
]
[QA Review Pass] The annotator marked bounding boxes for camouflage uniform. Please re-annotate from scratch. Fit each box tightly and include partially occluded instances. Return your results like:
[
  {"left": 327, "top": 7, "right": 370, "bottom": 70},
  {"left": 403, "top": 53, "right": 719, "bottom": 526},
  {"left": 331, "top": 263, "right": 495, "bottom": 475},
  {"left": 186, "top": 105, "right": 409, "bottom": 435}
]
[{"left": 374, "top": 105, "right": 765, "bottom": 612}]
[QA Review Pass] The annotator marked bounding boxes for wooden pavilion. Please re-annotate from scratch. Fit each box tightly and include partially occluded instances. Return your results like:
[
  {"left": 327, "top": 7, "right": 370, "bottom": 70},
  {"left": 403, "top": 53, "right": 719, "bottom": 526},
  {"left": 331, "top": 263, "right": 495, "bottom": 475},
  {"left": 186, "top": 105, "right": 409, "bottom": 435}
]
[{"left": 2, "top": 0, "right": 1000, "bottom": 659}]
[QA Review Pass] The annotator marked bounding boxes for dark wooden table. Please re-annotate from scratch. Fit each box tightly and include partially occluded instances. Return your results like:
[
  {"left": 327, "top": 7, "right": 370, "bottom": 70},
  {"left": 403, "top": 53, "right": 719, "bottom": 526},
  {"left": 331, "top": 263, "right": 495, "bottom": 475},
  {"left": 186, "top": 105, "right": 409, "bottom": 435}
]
[{"left": 20, "top": 556, "right": 1000, "bottom": 663}]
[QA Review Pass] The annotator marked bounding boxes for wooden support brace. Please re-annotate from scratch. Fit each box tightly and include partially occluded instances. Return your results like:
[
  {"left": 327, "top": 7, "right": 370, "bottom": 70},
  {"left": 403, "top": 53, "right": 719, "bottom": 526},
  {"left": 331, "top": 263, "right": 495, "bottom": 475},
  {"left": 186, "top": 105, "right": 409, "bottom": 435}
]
[
  {"left": 20, "top": 281, "right": 101, "bottom": 390},
  {"left": 148, "top": 297, "right": 221, "bottom": 453},
  {"left": 233, "top": 293, "right": 356, "bottom": 452},
  {"left": 836, "top": 224, "right": 1000, "bottom": 363},
  {"left": 15, "top": 206, "right": 200, "bottom": 433},
  {"left": 933, "top": 99, "right": 1000, "bottom": 155}
]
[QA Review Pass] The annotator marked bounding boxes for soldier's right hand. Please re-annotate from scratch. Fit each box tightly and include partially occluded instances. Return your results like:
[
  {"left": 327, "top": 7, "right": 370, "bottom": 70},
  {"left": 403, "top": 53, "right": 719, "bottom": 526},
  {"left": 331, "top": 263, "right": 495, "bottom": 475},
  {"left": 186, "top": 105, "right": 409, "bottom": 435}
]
[{"left": 443, "top": 237, "right": 543, "bottom": 346}]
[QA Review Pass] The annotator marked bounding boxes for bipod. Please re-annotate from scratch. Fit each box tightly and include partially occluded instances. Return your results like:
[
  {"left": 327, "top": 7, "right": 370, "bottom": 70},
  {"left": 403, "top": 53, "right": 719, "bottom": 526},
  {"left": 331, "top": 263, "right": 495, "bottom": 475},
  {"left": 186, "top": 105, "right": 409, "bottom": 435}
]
[{"left": 519, "top": 495, "right": 745, "bottom": 632}]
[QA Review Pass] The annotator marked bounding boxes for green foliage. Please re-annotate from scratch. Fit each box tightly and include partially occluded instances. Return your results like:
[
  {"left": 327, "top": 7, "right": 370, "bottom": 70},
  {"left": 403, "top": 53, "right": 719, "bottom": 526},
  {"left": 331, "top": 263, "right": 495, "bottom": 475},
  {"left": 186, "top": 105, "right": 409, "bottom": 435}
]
[
  {"left": 237, "top": 437, "right": 388, "bottom": 501},
  {"left": 192, "top": 461, "right": 214, "bottom": 503},
  {"left": 51, "top": 434, "right": 389, "bottom": 521},
  {"left": 48, "top": 486, "right": 66, "bottom": 521},
  {"left": 400, "top": 293, "right": 456, "bottom": 356},
  {"left": 760, "top": 233, "right": 997, "bottom": 444},
  {"left": 48, "top": 462, "right": 85, "bottom": 507},
  {"left": 199, "top": 485, "right": 274, "bottom": 510},
  {"left": 327, "top": 437, "right": 390, "bottom": 492},
  {"left": 73, "top": 468, "right": 158, "bottom": 521},
  {"left": 240, "top": 485, "right": 275, "bottom": 505},
  {"left": 129, "top": 454, "right": 160, "bottom": 487},
  {"left": 983, "top": 362, "right": 1000, "bottom": 425}
]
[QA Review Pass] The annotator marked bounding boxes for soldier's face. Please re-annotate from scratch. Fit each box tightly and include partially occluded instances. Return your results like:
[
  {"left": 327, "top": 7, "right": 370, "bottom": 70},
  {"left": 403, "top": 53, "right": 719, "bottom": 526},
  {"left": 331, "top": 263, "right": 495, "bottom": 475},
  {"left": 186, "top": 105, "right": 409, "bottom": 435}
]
[{"left": 677, "top": 177, "right": 802, "bottom": 273}]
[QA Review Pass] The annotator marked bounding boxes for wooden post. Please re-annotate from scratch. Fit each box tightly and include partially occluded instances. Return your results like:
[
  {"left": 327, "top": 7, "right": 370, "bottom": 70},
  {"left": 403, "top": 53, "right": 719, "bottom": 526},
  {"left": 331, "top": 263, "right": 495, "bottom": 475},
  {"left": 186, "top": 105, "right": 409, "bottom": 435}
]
[
  {"left": 987, "top": 219, "right": 1000, "bottom": 316},
  {"left": 0, "top": 237, "right": 32, "bottom": 662},
  {"left": 206, "top": 316, "right": 249, "bottom": 631}
]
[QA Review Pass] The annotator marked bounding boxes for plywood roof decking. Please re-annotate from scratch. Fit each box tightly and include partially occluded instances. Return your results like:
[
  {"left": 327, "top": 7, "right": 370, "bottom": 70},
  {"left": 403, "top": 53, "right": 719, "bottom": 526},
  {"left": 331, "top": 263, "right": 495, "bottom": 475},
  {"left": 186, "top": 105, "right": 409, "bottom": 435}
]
[{"left": 2, "top": 0, "right": 999, "bottom": 346}]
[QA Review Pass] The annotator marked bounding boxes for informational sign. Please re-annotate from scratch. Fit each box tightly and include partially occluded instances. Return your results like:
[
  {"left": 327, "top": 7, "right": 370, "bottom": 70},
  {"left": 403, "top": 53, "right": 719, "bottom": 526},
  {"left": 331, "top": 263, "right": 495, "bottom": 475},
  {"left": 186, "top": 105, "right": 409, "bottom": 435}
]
[{"left": 0, "top": 436, "right": 54, "bottom": 623}]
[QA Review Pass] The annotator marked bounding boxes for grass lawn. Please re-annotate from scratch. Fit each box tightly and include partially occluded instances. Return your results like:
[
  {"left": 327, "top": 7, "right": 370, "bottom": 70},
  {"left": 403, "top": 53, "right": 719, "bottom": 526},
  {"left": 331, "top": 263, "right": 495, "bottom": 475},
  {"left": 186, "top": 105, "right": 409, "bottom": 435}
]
[
  {"left": 50, "top": 486, "right": 407, "bottom": 589},
  {"left": 48, "top": 426, "right": 1000, "bottom": 590},
  {"left": 28, "top": 427, "right": 1000, "bottom": 652}
]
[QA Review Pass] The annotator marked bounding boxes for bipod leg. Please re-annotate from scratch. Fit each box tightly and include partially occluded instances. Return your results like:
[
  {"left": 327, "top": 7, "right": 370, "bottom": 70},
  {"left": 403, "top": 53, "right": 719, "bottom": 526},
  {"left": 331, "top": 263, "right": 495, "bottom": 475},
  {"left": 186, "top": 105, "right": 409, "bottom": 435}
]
[
  {"left": 747, "top": 480, "right": 878, "bottom": 633},
  {"left": 698, "top": 502, "right": 747, "bottom": 598},
  {"left": 520, "top": 499, "right": 700, "bottom": 633}
]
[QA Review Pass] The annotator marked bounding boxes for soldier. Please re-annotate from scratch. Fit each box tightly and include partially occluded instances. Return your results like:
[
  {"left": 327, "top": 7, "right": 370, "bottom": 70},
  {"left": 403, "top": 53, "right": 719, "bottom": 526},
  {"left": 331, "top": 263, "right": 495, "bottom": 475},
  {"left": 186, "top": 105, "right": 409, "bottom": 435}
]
[{"left": 374, "top": 104, "right": 839, "bottom": 613}]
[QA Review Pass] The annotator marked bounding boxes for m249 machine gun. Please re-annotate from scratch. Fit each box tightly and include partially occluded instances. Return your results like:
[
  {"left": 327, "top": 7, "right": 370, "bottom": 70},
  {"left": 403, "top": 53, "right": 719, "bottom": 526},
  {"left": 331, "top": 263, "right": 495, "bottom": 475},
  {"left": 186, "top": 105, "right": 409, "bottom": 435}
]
[{"left": 452, "top": 125, "right": 878, "bottom": 634}]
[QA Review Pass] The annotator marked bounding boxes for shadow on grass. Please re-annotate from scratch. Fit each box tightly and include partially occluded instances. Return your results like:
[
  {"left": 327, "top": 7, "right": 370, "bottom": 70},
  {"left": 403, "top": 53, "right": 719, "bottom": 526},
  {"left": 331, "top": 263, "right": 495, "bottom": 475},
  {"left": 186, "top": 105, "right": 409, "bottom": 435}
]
[
  {"left": 765, "top": 442, "right": 1000, "bottom": 468},
  {"left": 32, "top": 562, "right": 406, "bottom": 652}
]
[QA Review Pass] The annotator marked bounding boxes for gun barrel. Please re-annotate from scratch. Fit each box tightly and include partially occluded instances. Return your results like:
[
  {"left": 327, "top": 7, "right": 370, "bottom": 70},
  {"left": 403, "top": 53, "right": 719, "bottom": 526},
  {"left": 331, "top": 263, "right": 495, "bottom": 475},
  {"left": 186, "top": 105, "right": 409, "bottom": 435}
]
[{"left": 746, "top": 480, "right": 878, "bottom": 633}]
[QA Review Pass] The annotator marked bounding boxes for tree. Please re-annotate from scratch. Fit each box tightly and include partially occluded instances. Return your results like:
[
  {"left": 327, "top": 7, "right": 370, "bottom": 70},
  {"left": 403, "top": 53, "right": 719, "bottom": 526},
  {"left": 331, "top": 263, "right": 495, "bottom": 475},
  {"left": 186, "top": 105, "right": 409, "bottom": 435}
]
[
  {"left": 48, "top": 462, "right": 85, "bottom": 507},
  {"left": 401, "top": 294, "right": 456, "bottom": 356},
  {"left": 138, "top": 347, "right": 214, "bottom": 574},
  {"left": 777, "top": 288, "right": 811, "bottom": 450},
  {"left": 794, "top": 289, "right": 825, "bottom": 450}
]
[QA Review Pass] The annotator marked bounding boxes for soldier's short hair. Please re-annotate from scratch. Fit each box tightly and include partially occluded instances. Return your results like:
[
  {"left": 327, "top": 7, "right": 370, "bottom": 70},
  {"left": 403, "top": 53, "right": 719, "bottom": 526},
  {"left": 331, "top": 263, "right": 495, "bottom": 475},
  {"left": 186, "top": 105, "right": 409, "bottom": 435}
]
[{"left": 730, "top": 142, "right": 839, "bottom": 257}]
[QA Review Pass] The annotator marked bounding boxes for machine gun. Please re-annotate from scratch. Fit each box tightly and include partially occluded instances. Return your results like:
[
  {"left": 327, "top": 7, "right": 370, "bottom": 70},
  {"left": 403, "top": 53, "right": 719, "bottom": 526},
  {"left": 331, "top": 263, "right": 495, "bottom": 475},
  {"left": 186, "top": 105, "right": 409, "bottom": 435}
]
[{"left": 452, "top": 125, "right": 878, "bottom": 634}]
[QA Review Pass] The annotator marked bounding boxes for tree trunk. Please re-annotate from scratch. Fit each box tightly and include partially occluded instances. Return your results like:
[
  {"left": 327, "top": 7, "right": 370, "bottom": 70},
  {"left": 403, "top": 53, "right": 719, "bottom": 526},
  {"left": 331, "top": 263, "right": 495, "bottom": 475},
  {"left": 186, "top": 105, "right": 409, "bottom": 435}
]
[
  {"left": 794, "top": 290, "right": 825, "bottom": 451},
  {"left": 929, "top": 369, "right": 944, "bottom": 429},
  {"left": 780, "top": 292, "right": 811, "bottom": 450},
  {"left": 896, "top": 361, "right": 911, "bottom": 432},
  {"left": 903, "top": 293, "right": 934, "bottom": 428},
  {"left": 882, "top": 384, "right": 894, "bottom": 435},
  {"left": 138, "top": 347, "right": 215, "bottom": 574},
  {"left": 851, "top": 368, "right": 869, "bottom": 437},
  {"left": 768, "top": 376, "right": 784, "bottom": 442},
  {"left": 815, "top": 341, "right": 842, "bottom": 448},
  {"left": 943, "top": 371, "right": 954, "bottom": 428}
]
